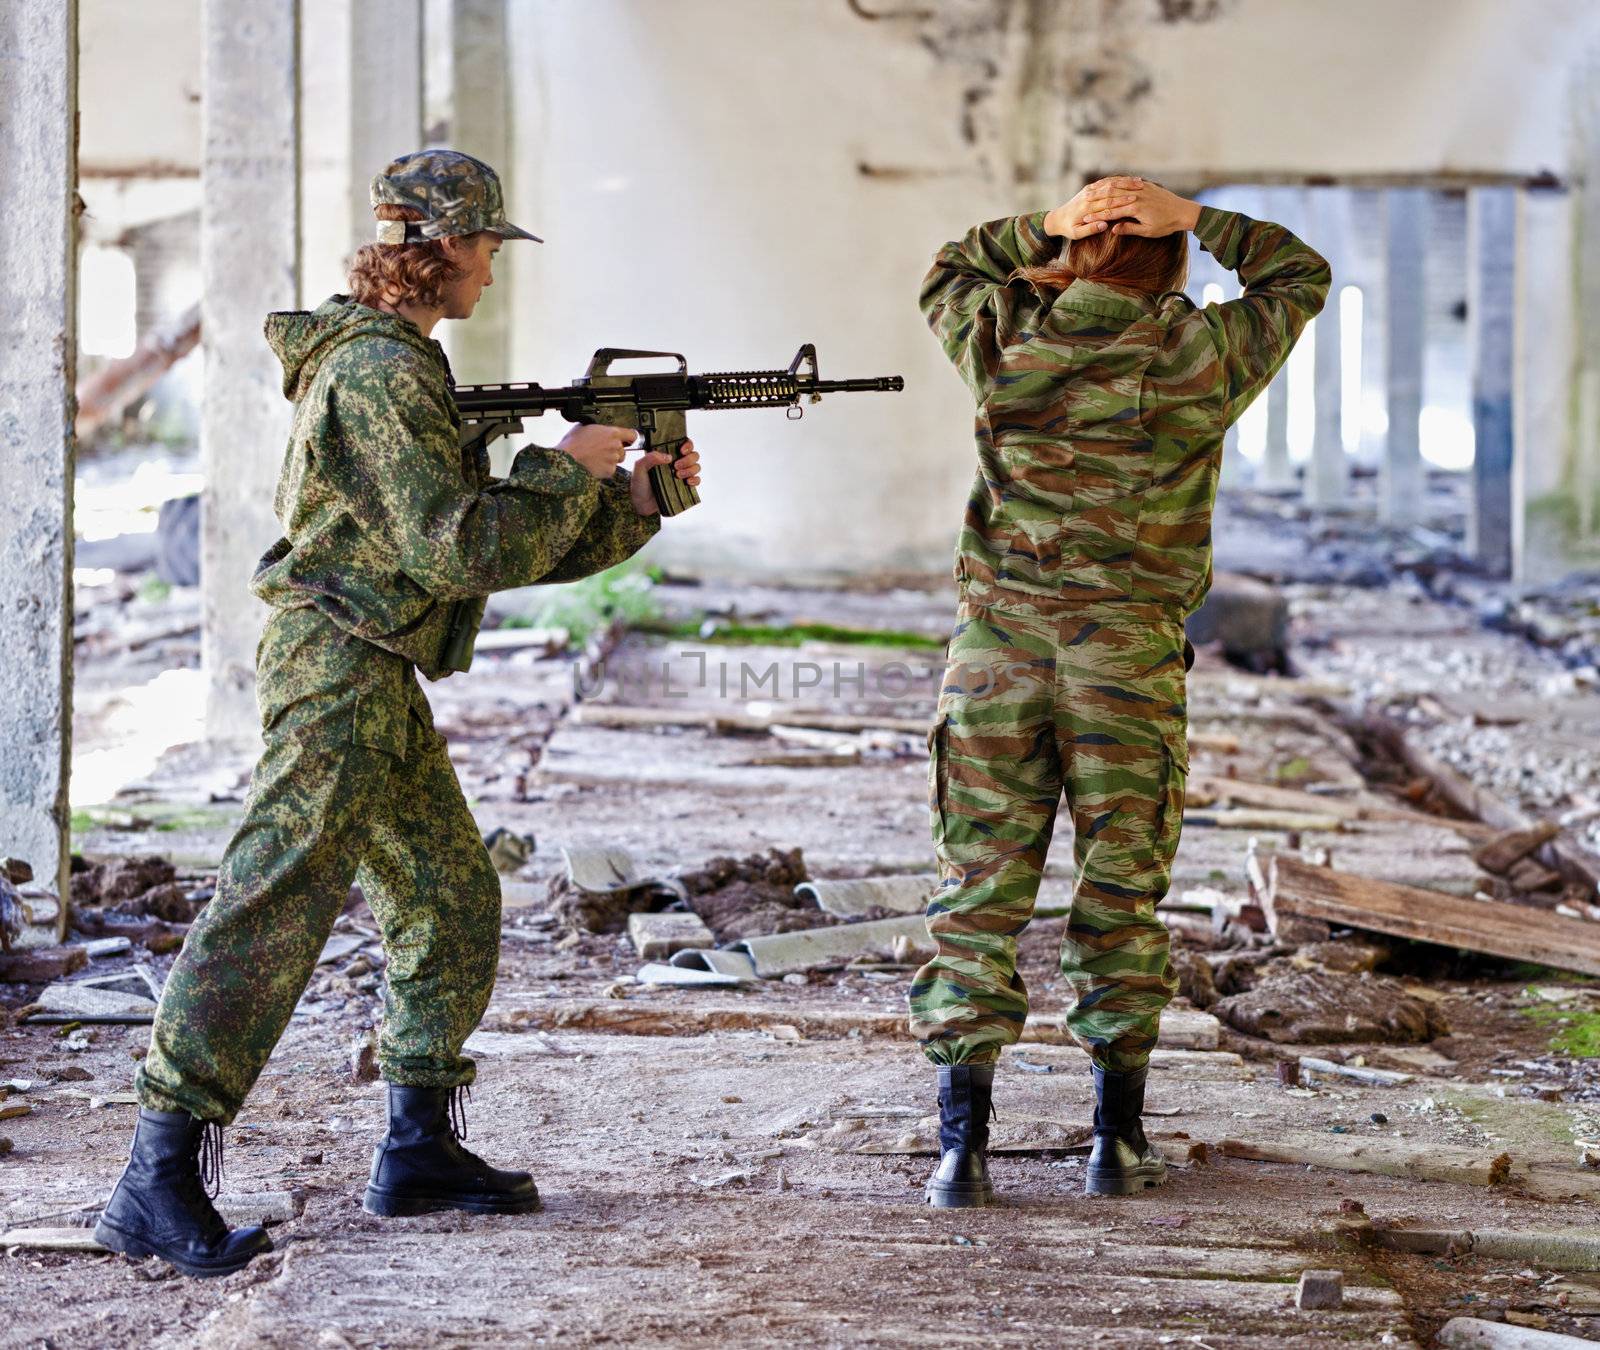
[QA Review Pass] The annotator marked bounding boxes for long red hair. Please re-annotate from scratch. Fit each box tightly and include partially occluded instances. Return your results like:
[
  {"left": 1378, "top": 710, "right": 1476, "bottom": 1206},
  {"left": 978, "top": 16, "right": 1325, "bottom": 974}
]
[
  {"left": 1015, "top": 228, "right": 1188, "bottom": 297},
  {"left": 347, "top": 205, "right": 470, "bottom": 310}
]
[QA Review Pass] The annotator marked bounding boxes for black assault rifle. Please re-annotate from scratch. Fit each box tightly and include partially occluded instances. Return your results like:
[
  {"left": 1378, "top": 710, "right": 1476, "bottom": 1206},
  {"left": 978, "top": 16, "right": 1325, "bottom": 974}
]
[{"left": 454, "top": 344, "right": 906, "bottom": 516}]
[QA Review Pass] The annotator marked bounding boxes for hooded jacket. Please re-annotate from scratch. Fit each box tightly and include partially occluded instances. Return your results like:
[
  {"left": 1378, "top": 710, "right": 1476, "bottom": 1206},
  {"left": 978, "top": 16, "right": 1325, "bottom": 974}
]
[
  {"left": 921, "top": 206, "right": 1330, "bottom": 615},
  {"left": 252, "top": 297, "right": 657, "bottom": 679}
]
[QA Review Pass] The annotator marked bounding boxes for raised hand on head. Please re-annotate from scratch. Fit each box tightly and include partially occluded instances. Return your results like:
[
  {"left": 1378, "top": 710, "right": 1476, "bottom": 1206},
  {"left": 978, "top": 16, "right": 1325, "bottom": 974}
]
[{"left": 1044, "top": 176, "right": 1146, "bottom": 240}]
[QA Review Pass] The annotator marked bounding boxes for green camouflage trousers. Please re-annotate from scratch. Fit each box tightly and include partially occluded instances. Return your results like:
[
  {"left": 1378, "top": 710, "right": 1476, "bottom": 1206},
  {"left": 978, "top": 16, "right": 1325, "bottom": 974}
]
[
  {"left": 137, "top": 607, "right": 502, "bottom": 1124},
  {"left": 908, "top": 594, "right": 1186, "bottom": 1072}
]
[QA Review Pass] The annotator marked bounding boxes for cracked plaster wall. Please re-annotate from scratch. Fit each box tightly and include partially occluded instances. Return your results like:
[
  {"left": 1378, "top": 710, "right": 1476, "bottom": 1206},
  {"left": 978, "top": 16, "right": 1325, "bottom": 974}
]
[
  {"left": 61, "top": 0, "right": 1600, "bottom": 579},
  {"left": 505, "top": 0, "right": 1600, "bottom": 575}
]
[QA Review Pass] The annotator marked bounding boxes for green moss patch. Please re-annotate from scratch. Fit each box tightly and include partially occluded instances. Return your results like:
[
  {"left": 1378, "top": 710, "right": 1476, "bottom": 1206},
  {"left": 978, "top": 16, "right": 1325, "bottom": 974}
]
[
  {"left": 644, "top": 618, "right": 944, "bottom": 651},
  {"left": 1523, "top": 1004, "right": 1600, "bottom": 1058}
]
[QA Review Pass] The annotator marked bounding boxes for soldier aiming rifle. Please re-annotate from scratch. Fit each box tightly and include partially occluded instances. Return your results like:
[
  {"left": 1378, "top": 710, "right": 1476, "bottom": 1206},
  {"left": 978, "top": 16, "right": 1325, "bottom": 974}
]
[{"left": 94, "top": 147, "right": 902, "bottom": 1277}]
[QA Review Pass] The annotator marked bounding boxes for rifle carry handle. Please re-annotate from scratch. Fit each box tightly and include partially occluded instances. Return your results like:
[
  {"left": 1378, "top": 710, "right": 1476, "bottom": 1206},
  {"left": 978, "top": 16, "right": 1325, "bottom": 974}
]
[{"left": 581, "top": 349, "right": 700, "bottom": 517}]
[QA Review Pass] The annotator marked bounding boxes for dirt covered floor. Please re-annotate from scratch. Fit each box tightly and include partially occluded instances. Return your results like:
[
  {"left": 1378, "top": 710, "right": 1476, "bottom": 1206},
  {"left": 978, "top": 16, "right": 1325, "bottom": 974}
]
[{"left": 5, "top": 488, "right": 1600, "bottom": 1347}]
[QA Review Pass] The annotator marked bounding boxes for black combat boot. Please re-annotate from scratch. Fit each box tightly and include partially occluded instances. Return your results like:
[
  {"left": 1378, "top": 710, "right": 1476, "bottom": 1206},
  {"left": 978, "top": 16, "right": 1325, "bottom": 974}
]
[
  {"left": 1084, "top": 1064, "right": 1168, "bottom": 1196},
  {"left": 925, "top": 1064, "right": 995, "bottom": 1208},
  {"left": 363, "top": 1084, "right": 540, "bottom": 1217},
  {"left": 94, "top": 1109, "right": 272, "bottom": 1277}
]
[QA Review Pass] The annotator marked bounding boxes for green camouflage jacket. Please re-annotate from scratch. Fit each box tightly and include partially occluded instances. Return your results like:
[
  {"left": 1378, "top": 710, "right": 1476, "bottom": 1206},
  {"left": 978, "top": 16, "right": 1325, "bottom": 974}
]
[
  {"left": 254, "top": 297, "right": 658, "bottom": 679},
  {"left": 921, "top": 205, "right": 1330, "bottom": 614}
]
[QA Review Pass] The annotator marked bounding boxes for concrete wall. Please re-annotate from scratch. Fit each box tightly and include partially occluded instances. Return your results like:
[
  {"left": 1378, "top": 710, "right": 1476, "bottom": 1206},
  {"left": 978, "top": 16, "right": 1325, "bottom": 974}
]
[
  {"left": 198, "top": 0, "right": 301, "bottom": 742},
  {"left": 499, "top": 0, "right": 1600, "bottom": 576},
  {"left": 502, "top": 0, "right": 980, "bottom": 576},
  {"left": 301, "top": 1, "right": 424, "bottom": 307},
  {"left": 1515, "top": 186, "right": 1582, "bottom": 582},
  {"left": 1120, "top": 0, "right": 1595, "bottom": 184},
  {"left": 79, "top": 0, "right": 199, "bottom": 179},
  {"left": 68, "top": 0, "right": 1600, "bottom": 578}
]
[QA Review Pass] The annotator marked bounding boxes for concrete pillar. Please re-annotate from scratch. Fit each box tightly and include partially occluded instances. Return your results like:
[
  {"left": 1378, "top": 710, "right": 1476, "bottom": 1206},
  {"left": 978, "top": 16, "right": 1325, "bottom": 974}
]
[
  {"left": 425, "top": 0, "right": 511, "bottom": 387},
  {"left": 1381, "top": 188, "right": 1426, "bottom": 525},
  {"left": 1219, "top": 274, "right": 1247, "bottom": 487},
  {"left": 1512, "top": 186, "right": 1578, "bottom": 583},
  {"left": 1307, "top": 190, "right": 1348, "bottom": 509},
  {"left": 1574, "top": 60, "right": 1600, "bottom": 562},
  {"left": 0, "top": 1, "right": 76, "bottom": 916},
  {"left": 350, "top": 3, "right": 423, "bottom": 260},
  {"left": 301, "top": 2, "right": 423, "bottom": 303},
  {"left": 1221, "top": 418, "right": 1246, "bottom": 487},
  {"left": 1260, "top": 369, "right": 1293, "bottom": 491},
  {"left": 1349, "top": 188, "right": 1388, "bottom": 477},
  {"left": 201, "top": 0, "right": 302, "bottom": 742},
  {"left": 1191, "top": 222, "right": 1247, "bottom": 487},
  {"left": 1255, "top": 188, "right": 1295, "bottom": 493},
  {"left": 1466, "top": 187, "right": 1515, "bottom": 577}
]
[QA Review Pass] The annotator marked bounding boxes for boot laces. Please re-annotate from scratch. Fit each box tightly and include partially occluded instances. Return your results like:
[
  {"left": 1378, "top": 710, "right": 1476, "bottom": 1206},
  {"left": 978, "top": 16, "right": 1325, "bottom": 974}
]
[
  {"left": 198, "top": 1121, "right": 224, "bottom": 1198},
  {"left": 448, "top": 1085, "right": 471, "bottom": 1142}
]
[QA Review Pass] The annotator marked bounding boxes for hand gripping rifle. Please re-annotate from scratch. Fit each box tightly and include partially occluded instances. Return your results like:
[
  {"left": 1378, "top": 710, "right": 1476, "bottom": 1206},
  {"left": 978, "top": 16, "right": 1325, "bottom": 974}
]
[{"left": 453, "top": 343, "right": 906, "bottom": 515}]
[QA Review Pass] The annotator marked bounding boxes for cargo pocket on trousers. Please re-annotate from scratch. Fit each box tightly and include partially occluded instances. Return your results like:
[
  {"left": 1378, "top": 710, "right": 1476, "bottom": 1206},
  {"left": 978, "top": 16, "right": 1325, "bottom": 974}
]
[
  {"left": 1154, "top": 727, "right": 1189, "bottom": 848},
  {"left": 927, "top": 715, "right": 950, "bottom": 849},
  {"left": 352, "top": 692, "right": 409, "bottom": 760}
]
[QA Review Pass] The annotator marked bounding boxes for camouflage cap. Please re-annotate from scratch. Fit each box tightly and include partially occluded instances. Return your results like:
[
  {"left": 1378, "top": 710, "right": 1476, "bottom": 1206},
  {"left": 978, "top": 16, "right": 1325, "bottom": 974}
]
[{"left": 370, "top": 149, "right": 541, "bottom": 244}]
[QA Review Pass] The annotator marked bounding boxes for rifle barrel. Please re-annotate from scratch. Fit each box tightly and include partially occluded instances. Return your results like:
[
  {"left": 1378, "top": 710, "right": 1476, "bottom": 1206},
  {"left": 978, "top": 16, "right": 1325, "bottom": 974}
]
[
  {"left": 453, "top": 370, "right": 904, "bottom": 418},
  {"left": 809, "top": 377, "right": 905, "bottom": 393}
]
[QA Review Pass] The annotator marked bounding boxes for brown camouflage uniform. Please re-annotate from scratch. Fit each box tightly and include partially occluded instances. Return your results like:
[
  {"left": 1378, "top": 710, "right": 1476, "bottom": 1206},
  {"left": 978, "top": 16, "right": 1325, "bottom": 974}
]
[{"left": 909, "top": 205, "right": 1329, "bottom": 1070}]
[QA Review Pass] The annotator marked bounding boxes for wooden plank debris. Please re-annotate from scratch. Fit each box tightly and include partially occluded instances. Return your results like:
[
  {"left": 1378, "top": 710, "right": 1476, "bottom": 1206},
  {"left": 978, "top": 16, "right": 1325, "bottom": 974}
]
[
  {"left": 635, "top": 962, "right": 750, "bottom": 988},
  {"left": 471, "top": 626, "right": 568, "bottom": 655},
  {"left": 1188, "top": 774, "right": 1495, "bottom": 838},
  {"left": 74, "top": 303, "right": 200, "bottom": 440},
  {"left": 492, "top": 999, "right": 1220, "bottom": 1050},
  {"left": 1186, "top": 807, "right": 1347, "bottom": 833},
  {"left": 1219, "top": 1135, "right": 1515, "bottom": 1187},
  {"left": 1437, "top": 1315, "right": 1597, "bottom": 1348},
  {"left": 0, "top": 1192, "right": 304, "bottom": 1252},
  {"left": 1267, "top": 856, "right": 1600, "bottom": 978},
  {"left": 1364, "top": 713, "right": 1600, "bottom": 894},
  {"left": 1376, "top": 1227, "right": 1600, "bottom": 1272},
  {"left": 1298, "top": 1057, "right": 1414, "bottom": 1088},
  {"left": 0, "top": 947, "right": 87, "bottom": 983},
  {"left": 571, "top": 703, "right": 930, "bottom": 736},
  {"left": 738, "top": 748, "right": 860, "bottom": 768},
  {"left": 1473, "top": 822, "right": 1562, "bottom": 875}
]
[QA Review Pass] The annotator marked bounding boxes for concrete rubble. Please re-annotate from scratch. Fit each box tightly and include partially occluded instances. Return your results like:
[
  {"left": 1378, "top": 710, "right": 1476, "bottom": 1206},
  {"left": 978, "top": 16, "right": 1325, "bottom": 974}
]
[{"left": 2, "top": 487, "right": 1599, "bottom": 1344}]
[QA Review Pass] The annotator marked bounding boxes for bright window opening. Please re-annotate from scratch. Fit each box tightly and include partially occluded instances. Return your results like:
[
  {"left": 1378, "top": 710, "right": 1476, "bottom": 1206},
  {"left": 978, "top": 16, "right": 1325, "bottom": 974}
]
[
  {"left": 1422, "top": 406, "right": 1475, "bottom": 471},
  {"left": 1287, "top": 319, "right": 1314, "bottom": 462},
  {"left": 1237, "top": 384, "right": 1267, "bottom": 461},
  {"left": 80, "top": 245, "right": 138, "bottom": 360}
]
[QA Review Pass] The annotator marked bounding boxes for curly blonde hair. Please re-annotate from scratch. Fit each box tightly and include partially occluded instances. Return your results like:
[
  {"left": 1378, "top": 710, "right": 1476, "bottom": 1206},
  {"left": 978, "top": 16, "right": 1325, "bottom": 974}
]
[{"left": 347, "top": 204, "right": 469, "bottom": 309}]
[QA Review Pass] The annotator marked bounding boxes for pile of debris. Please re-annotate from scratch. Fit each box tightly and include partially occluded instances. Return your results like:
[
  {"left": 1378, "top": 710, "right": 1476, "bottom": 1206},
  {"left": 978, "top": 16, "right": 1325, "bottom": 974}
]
[
  {"left": 542, "top": 844, "right": 936, "bottom": 987},
  {"left": 68, "top": 854, "right": 208, "bottom": 955},
  {"left": 679, "top": 848, "right": 834, "bottom": 941},
  {"left": 0, "top": 851, "right": 218, "bottom": 1029}
]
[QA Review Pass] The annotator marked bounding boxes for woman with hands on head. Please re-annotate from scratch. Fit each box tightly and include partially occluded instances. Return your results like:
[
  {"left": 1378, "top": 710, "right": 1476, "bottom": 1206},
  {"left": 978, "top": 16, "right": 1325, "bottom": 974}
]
[{"left": 910, "top": 173, "right": 1329, "bottom": 1207}]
